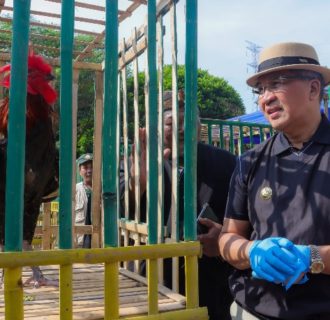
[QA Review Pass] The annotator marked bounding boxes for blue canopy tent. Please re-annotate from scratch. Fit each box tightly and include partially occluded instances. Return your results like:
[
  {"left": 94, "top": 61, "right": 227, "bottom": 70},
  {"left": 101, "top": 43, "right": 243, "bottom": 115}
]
[{"left": 229, "top": 110, "right": 269, "bottom": 125}]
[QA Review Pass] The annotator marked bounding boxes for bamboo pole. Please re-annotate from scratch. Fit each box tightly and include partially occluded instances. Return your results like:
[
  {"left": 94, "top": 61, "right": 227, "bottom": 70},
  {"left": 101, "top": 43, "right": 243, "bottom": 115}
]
[
  {"left": 59, "top": 1, "right": 75, "bottom": 317},
  {"left": 170, "top": 1, "right": 179, "bottom": 293},
  {"left": 121, "top": 39, "right": 130, "bottom": 269},
  {"left": 132, "top": 27, "right": 142, "bottom": 274},
  {"left": 92, "top": 70, "right": 104, "bottom": 248},
  {"left": 102, "top": 0, "right": 119, "bottom": 248},
  {"left": 184, "top": 0, "right": 199, "bottom": 309},
  {"left": 72, "top": 69, "right": 79, "bottom": 247},
  {"left": 156, "top": 16, "right": 164, "bottom": 284}
]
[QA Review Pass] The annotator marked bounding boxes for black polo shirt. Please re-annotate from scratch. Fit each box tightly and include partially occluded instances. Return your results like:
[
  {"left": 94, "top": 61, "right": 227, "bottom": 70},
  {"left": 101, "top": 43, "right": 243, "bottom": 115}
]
[{"left": 225, "top": 114, "right": 330, "bottom": 319}]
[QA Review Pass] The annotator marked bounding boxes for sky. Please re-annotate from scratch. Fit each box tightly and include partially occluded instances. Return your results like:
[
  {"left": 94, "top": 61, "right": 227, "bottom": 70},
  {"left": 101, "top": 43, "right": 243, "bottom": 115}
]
[
  {"left": 4, "top": 0, "right": 330, "bottom": 114},
  {"left": 195, "top": 1, "right": 330, "bottom": 114}
]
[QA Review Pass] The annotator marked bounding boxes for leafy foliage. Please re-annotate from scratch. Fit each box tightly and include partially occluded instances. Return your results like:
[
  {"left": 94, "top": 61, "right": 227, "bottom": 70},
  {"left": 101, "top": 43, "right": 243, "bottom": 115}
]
[
  {"left": 122, "top": 65, "right": 245, "bottom": 139},
  {"left": 76, "top": 70, "right": 96, "bottom": 154},
  {"left": 163, "top": 65, "right": 245, "bottom": 118}
]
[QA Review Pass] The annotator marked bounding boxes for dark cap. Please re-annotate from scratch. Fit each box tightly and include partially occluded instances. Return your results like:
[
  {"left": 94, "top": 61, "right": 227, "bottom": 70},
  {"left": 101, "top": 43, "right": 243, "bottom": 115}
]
[{"left": 77, "top": 153, "right": 93, "bottom": 166}]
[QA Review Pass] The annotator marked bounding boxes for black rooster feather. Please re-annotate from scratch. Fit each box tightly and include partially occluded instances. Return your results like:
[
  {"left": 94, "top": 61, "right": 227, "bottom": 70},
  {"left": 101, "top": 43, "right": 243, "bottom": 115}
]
[{"left": 0, "top": 52, "right": 58, "bottom": 287}]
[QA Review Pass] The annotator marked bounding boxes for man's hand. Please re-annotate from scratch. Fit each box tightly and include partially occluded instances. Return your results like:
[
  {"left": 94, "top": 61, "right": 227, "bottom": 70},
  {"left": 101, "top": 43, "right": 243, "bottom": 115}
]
[
  {"left": 283, "top": 245, "right": 310, "bottom": 289},
  {"left": 197, "top": 218, "right": 222, "bottom": 257},
  {"left": 249, "top": 237, "right": 298, "bottom": 283},
  {"left": 249, "top": 238, "right": 311, "bottom": 289}
]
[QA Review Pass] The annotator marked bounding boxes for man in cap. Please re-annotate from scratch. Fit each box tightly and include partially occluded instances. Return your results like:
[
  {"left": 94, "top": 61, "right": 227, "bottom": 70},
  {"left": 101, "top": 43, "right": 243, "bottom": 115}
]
[
  {"left": 123, "top": 90, "right": 236, "bottom": 319},
  {"left": 75, "top": 153, "right": 93, "bottom": 248},
  {"left": 219, "top": 42, "right": 330, "bottom": 319}
]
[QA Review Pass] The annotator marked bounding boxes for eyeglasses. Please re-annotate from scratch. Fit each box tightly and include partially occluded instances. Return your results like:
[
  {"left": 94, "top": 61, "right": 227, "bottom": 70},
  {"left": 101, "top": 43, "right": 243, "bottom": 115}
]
[{"left": 252, "top": 75, "right": 316, "bottom": 96}]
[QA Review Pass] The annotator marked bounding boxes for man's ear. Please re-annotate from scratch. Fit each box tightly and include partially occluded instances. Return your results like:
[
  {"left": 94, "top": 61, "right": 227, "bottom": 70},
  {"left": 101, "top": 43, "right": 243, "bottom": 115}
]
[{"left": 309, "top": 79, "right": 321, "bottom": 101}]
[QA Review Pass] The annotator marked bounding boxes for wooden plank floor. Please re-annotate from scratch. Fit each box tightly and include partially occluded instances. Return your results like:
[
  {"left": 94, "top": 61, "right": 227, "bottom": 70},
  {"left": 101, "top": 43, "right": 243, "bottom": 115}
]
[{"left": 0, "top": 264, "right": 186, "bottom": 319}]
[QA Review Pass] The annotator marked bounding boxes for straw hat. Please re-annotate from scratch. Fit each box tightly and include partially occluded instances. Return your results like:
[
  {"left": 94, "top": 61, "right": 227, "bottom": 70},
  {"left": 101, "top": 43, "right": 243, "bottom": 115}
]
[{"left": 247, "top": 42, "right": 330, "bottom": 87}]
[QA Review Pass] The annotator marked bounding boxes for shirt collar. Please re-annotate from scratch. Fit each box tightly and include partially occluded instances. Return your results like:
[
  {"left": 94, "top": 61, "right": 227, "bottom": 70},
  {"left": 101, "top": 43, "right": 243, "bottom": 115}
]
[{"left": 273, "top": 114, "right": 330, "bottom": 156}]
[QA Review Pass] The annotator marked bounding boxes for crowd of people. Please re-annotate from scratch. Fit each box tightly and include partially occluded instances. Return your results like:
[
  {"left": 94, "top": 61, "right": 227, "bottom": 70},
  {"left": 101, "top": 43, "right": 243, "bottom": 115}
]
[{"left": 75, "top": 41, "right": 330, "bottom": 320}]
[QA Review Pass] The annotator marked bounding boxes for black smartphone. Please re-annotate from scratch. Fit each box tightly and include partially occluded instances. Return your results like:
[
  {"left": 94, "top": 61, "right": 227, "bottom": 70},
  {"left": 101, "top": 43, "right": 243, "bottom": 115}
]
[{"left": 197, "top": 203, "right": 220, "bottom": 234}]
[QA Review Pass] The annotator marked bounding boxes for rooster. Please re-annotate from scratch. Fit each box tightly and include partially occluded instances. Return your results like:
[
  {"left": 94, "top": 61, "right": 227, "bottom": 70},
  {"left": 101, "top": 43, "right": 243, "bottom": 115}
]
[{"left": 0, "top": 52, "right": 59, "bottom": 287}]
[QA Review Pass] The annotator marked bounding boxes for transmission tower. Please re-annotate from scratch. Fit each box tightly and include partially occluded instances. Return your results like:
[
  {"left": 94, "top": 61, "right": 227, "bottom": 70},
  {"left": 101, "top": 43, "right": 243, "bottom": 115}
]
[
  {"left": 246, "top": 41, "right": 262, "bottom": 110},
  {"left": 246, "top": 40, "right": 262, "bottom": 73}
]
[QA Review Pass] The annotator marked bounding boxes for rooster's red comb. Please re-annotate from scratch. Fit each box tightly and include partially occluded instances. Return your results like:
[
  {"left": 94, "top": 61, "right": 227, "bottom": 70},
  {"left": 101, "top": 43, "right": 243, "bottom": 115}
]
[{"left": 0, "top": 52, "right": 57, "bottom": 105}]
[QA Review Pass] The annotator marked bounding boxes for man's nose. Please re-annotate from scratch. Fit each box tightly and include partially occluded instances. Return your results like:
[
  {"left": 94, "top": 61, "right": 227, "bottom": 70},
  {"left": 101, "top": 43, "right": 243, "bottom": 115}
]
[{"left": 260, "top": 88, "right": 276, "bottom": 104}]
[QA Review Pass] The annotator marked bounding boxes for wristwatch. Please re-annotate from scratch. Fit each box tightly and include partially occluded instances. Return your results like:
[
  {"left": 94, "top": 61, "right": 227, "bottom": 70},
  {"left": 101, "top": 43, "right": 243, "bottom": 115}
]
[{"left": 309, "top": 245, "right": 325, "bottom": 274}]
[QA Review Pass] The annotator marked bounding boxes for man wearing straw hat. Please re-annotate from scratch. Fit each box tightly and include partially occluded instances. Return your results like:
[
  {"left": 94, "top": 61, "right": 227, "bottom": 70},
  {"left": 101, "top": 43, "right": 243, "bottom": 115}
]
[{"left": 219, "top": 42, "right": 330, "bottom": 319}]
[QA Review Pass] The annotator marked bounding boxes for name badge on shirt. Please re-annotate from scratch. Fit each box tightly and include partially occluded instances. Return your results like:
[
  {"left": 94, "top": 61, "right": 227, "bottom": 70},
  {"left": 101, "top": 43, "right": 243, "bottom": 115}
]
[{"left": 260, "top": 186, "right": 272, "bottom": 200}]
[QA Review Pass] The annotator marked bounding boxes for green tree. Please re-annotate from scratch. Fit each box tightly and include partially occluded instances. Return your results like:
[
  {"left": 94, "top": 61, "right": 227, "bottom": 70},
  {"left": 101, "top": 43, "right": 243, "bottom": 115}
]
[
  {"left": 123, "top": 65, "right": 245, "bottom": 140},
  {"left": 163, "top": 65, "right": 245, "bottom": 118},
  {"left": 76, "top": 70, "right": 96, "bottom": 154}
]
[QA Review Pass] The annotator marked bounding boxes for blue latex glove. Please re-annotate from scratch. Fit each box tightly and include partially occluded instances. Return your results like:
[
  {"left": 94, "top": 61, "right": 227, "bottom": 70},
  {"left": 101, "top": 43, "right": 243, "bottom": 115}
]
[
  {"left": 284, "top": 245, "right": 310, "bottom": 290},
  {"left": 249, "top": 237, "right": 298, "bottom": 283}
]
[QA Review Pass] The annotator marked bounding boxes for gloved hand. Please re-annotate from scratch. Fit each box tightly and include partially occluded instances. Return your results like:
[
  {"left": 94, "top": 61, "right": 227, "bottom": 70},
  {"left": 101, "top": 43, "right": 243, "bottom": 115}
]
[
  {"left": 249, "top": 237, "right": 298, "bottom": 283},
  {"left": 283, "top": 245, "right": 310, "bottom": 290}
]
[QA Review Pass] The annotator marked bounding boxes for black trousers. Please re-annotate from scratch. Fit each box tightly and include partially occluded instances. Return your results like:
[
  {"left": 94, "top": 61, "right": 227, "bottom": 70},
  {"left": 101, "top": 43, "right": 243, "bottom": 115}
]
[{"left": 163, "top": 255, "right": 233, "bottom": 320}]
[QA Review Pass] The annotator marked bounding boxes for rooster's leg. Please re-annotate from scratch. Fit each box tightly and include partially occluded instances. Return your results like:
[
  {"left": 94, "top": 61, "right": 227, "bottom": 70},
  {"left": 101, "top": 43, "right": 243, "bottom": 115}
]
[{"left": 22, "top": 241, "right": 58, "bottom": 288}]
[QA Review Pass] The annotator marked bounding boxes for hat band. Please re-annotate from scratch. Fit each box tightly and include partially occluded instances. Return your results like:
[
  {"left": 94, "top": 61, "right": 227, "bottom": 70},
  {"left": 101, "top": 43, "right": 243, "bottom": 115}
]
[{"left": 258, "top": 56, "right": 320, "bottom": 72}]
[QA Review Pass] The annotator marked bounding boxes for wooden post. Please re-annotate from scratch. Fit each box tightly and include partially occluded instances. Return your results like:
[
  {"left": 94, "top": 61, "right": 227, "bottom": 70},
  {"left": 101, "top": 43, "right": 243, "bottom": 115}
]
[
  {"left": 121, "top": 39, "right": 130, "bottom": 269},
  {"left": 92, "top": 70, "right": 103, "bottom": 248},
  {"left": 156, "top": 17, "right": 164, "bottom": 284},
  {"left": 170, "top": 1, "right": 179, "bottom": 292},
  {"left": 132, "top": 27, "right": 142, "bottom": 273},
  {"left": 72, "top": 69, "right": 80, "bottom": 247},
  {"left": 42, "top": 203, "right": 52, "bottom": 250}
]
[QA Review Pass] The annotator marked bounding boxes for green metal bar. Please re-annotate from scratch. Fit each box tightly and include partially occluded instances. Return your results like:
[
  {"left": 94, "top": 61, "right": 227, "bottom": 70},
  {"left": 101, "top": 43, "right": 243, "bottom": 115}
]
[
  {"left": 184, "top": 0, "right": 198, "bottom": 241},
  {"left": 59, "top": 0, "right": 75, "bottom": 249},
  {"left": 147, "top": 0, "right": 158, "bottom": 245},
  {"left": 259, "top": 126, "right": 265, "bottom": 142},
  {"left": 249, "top": 126, "right": 254, "bottom": 148},
  {"left": 229, "top": 125, "right": 234, "bottom": 154},
  {"left": 219, "top": 124, "right": 224, "bottom": 149},
  {"left": 207, "top": 124, "right": 212, "bottom": 145},
  {"left": 239, "top": 125, "right": 244, "bottom": 155},
  {"left": 103, "top": 0, "right": 118, "bottom": 247},
  {"left": 5, "top": 0, "right": 31, "bottom": 252}
]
